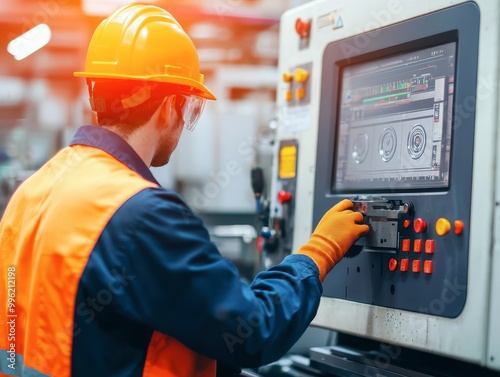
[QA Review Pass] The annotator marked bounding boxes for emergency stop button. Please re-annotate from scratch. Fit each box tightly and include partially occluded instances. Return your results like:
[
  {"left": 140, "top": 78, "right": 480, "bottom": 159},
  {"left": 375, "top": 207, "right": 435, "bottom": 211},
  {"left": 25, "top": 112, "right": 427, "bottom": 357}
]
[
  {"left": 414, "top": 218, "right": 427, "bottom": 234},
  {"left": 295, "top": 18, "right": 311, "bottom": 38},
  {"left": 277, "top": 190, "right": 292, "bottom": 204}
]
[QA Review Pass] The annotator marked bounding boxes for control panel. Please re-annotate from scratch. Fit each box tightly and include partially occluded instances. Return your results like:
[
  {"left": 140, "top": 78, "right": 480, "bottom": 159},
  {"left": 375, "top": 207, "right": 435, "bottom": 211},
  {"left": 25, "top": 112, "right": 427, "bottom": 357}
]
[
  {"left": 312, "top": 6, "right": 476, "bottom": 319},
  {"left": 259, "top": 140, "right": 299, "bottom": 267},
  {"left": 273, "top": 0, "right": 500, "bottom": 371},
  {"left": 329, "top": 196, "right": 468, "bottom": 317}
]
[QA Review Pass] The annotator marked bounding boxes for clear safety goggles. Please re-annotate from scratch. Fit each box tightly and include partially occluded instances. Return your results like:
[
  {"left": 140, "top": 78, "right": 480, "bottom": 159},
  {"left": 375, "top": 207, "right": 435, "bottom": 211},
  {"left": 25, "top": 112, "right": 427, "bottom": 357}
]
[{"left": 171, "top": 94, "right": 206, "bottom": 132}]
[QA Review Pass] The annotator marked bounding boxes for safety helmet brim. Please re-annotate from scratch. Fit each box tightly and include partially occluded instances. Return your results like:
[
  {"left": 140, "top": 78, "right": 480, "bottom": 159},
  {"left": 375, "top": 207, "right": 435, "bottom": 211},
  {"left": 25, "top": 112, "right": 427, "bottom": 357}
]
[{"left": 75, "top": 73, "right": 216, "bottom": 101}]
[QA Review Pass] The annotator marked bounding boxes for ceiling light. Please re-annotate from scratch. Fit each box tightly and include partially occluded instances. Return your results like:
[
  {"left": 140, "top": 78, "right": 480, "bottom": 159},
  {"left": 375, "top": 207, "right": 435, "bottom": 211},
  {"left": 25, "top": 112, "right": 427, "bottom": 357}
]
[
  {"left": 7, "top": 24, "right": 52, "bottom": 61},
  {"left": 82, "top": 0, "right": 159, "bottom": 16}
]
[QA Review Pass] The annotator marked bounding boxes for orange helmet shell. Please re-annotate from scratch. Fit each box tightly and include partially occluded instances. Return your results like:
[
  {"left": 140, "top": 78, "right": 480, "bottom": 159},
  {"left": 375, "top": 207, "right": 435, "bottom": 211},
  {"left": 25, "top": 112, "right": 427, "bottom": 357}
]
[{"left": 74, "top": 4, "right": 216, "bottom": 100}]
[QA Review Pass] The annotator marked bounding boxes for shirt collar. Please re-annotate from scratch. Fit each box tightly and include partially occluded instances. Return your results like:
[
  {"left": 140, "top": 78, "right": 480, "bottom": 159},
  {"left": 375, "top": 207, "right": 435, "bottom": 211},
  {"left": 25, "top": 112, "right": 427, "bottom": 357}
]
[{"left": 69, "top": 125, "right": 160, "bottom": 185}]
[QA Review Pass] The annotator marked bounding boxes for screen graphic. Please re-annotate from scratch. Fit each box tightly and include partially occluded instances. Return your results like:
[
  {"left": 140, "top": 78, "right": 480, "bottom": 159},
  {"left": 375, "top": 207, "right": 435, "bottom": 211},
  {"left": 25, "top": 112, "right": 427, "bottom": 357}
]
[{"left": 334, "top": 42, "right": 456, "bottom": 191}]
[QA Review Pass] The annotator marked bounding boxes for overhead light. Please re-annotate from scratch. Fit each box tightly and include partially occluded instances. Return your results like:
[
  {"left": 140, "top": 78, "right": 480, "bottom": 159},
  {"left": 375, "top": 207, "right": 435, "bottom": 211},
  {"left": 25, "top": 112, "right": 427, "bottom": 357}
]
[
  {"left": 7, "top": 24, "right": 52, "bottom": 61},
  {"left": 189, "top": 23, "right": 232, "bottom": 40},
  {"left": 82, "top": 0, "right": 159, "bottom": 16}
]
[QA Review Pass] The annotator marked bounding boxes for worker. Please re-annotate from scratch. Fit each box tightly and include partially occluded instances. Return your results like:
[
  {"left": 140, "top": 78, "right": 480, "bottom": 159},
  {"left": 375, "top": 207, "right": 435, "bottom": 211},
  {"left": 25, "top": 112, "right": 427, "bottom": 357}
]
[{"left": 0, "top": 4, "right": 369, "bottom": 377}]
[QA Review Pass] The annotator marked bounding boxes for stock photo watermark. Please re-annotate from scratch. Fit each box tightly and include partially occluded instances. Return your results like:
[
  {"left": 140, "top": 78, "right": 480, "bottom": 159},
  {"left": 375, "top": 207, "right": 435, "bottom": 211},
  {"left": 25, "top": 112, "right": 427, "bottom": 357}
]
[
  {"left": 223, "top": 311, "right": 264, "bottom": 353},
  {"left": 6, "top": 266, "right": 17, "bottom": 371},
  {"left": 418, "top": 277, "right": 466, "bottom": 315},
  {"left": 74, "top": 268, "right": 135, "bottom": 331},
  {"left": 339, "top": 0, "right": 403, "bottom": 60}
]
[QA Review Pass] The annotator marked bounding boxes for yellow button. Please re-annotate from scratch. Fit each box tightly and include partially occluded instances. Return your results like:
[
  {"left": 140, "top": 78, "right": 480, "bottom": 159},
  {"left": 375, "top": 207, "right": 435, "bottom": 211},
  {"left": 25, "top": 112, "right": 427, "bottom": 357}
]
[
  {"left": 283, "top": 72, "right": 293, "bottom": 83},
  {"left": 296, "top": 87, "right": 306, "bottom": 100},
  {"left": 285, "top": 89, "right": 293, "bottom": 102},
  {"left": 435, "top": 218, "right": 451, "bottom": 236},
  {"left": 294, "top": 68, "right": 309, "bottom": 83}
]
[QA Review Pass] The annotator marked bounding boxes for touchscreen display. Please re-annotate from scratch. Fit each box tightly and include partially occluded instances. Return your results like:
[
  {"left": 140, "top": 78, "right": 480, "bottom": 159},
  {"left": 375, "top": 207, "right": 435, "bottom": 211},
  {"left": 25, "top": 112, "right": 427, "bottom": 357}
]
[{"left": 334, "top": 42, "right": 456, "bottom": 191}]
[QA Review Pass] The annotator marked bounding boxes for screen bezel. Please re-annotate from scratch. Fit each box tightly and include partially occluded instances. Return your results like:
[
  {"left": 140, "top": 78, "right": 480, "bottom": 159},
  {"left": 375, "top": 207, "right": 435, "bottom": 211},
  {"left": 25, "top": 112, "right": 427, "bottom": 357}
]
[{"left": 332, "top": 35, "right": 457, "bottom": 193}]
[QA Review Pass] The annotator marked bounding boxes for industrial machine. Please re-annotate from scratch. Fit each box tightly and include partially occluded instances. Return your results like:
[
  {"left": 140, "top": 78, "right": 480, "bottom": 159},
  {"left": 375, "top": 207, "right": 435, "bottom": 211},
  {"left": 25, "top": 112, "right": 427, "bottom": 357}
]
[{"left": 263, "top": 0, "right": 500, "bottom": 375}]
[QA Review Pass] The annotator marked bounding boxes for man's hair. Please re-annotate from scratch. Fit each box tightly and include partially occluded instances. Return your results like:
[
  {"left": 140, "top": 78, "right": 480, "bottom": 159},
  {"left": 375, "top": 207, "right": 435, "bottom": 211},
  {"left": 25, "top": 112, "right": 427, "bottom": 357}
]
[{"left": 91, "top": 80, "right": 166, "bottom": 137}]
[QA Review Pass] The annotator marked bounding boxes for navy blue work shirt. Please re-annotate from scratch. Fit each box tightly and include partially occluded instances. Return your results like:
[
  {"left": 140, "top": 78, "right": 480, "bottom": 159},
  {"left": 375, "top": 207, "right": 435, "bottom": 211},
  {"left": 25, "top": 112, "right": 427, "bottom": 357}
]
[{"left": 70, "top": 125, "right": 323, "bottom": 374}]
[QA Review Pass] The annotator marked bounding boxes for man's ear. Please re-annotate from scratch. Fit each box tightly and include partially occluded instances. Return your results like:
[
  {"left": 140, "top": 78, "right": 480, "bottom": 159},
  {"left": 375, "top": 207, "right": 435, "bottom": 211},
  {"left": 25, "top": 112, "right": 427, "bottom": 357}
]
[{"left": 158, "top": 96, "right": 174, "bottom": 128}]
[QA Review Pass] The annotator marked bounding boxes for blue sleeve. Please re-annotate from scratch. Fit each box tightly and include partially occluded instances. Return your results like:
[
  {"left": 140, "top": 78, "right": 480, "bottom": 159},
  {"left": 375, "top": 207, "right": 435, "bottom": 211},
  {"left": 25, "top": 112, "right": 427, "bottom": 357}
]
[{"left": 91, "top": 188, "right": 323, "bottom": 367}]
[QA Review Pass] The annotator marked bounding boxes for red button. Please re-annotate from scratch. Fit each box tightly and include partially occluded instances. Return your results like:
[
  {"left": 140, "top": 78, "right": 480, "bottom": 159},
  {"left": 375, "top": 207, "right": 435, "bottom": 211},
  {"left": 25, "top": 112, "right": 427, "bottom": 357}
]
[
  {"left": 401, "top": 239, "right": 410, "bottom": 252},
  {"left": 454, "top": 220, "right": 464, "bottom": 235},
  {"left": 388, "top": 258, "right": 398, "bottom": 271},
  {"left": 295, "top": 18, "right": 311, "bottom": 38},
  {"left": 414, "top": 218, "right": 427, "bottom": 233},
  {"left": 412, "top": 260, "right": 421, "bottom": 273},
  {"left": 256, "top": 236, "right": 264, "bottom": 253},
  {"left": 414, "top": 239, "right": 422, "bottom": 253},
  {"left": 400, "top": 258, "right": 409, "bottom": 272},
  {"left": 424, "top": 260, "right": 433, "bottom": 274},
  {"left": 403, "top": 219, "right": 411, "bottom": 228},
  {"left": 425, "top": 240, "right": 435, "bottom": 254},
  {"left": 277, "top": 190, "right": 292, "bottom": 204}
]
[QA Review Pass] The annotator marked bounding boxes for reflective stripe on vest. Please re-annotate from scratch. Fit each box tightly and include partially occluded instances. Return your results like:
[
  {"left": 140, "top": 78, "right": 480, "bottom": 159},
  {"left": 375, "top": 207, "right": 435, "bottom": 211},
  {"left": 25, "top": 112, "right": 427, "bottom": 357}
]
[{"left": 0, "top": 351, "right": 49, "bottom": 377}]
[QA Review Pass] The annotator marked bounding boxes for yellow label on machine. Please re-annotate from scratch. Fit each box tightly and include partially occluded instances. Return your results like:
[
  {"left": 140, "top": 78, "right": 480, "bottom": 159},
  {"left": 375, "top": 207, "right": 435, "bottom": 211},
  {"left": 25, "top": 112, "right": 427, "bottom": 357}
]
[{"left": 279, "top": 145, "right": 297, "bottom": 179}]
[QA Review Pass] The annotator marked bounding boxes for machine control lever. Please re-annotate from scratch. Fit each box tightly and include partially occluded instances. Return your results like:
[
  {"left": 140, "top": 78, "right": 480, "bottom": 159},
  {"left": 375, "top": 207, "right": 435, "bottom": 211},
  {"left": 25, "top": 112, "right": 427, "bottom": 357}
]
[{"left": 345, "top": 196, "right": 414, "bottom": 258}]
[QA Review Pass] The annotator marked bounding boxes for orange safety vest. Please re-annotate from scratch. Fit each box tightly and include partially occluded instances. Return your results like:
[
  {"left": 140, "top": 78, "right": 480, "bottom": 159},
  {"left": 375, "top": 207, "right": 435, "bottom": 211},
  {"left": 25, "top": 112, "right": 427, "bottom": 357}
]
[{"left": 0, "top": 144, "right": 216, "bottom": 377}]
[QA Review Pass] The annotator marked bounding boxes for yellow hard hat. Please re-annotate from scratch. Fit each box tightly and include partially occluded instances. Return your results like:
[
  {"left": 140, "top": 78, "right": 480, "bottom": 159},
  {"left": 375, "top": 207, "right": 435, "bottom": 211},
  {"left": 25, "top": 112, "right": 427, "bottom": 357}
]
[{"left": 74, "top": 3, "right": 216, "bottom": 101}]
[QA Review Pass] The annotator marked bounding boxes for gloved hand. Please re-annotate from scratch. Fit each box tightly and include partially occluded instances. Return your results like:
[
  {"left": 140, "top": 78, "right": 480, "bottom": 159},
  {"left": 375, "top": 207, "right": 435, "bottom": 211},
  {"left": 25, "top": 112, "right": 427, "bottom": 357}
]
[{"left": 297, "top": 199, "right": 369, "bottom": 281}]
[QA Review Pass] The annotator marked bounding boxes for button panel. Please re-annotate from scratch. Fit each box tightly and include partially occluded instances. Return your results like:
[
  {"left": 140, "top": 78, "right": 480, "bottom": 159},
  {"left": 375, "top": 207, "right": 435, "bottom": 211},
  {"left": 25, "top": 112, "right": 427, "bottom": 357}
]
[
  {"left": 385, "top": 214, "right": 466, "bottom": 275},
  {"left": 342, "top": 197, "right": 469, "bottom": 317},
  {"left": 282, "top": 63, "right": 312, "bottom": 106}
]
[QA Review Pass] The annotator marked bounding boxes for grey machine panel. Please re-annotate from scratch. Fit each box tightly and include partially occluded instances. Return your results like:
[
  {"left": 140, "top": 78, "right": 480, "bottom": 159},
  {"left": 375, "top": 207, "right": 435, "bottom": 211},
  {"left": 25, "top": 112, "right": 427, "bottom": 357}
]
[{"left": 313, "top": 3, "right": 479, "bottom": 318}]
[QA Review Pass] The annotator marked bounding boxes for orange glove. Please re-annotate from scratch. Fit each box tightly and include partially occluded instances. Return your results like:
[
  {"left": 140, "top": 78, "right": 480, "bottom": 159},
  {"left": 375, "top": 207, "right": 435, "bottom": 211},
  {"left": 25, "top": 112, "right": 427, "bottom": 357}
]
[{"left": 297, "top": 199, "right": 369, "bottom": 281}]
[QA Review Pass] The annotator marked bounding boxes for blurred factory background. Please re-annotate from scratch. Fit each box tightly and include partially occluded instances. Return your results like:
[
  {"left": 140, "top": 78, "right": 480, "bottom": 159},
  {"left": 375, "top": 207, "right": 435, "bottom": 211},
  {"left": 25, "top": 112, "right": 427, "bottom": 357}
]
[{"left": 0, "top": 0, "right": 312, "bottom": 280}]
